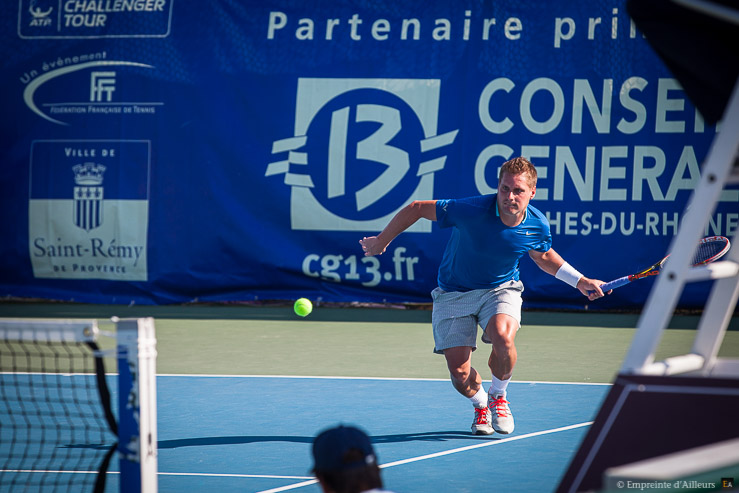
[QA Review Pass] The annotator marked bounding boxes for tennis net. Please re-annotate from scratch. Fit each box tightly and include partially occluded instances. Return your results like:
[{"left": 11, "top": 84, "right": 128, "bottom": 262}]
[{"left": 0, "top": 318, "right": 158, "bottom": 493}]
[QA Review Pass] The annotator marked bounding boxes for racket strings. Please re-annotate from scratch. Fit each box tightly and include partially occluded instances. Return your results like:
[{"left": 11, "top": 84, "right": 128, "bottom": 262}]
[
  {"left": 599, "top": 236, "right": 730, "bottom": 293},
  {"left": 692, "top": 238, "right": 729, "bottom": 265}
]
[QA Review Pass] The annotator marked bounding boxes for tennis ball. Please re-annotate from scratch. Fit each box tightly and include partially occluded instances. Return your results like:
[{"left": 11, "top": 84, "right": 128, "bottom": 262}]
[{"left": 294, "top": 298, "right": 313, "bottom": 317}]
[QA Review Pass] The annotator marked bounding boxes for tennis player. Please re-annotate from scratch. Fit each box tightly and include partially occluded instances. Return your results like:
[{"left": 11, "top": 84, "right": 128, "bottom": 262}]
[{"left": 359, "top": 157, "right": 607, "bottom": 435}]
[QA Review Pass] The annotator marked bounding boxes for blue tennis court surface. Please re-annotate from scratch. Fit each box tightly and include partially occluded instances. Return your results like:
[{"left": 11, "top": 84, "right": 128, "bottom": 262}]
[
  {"left": 153, "top": 375, "right": 609, "bottom": 493},
  {"left": 0, "top": 374, "right": 610, "bottom": 492}
]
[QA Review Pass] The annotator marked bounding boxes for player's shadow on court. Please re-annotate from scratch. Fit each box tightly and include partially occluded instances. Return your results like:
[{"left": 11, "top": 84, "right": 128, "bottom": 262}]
[{"left": 158, "top": 431, "right": 497, "bottom": 449}]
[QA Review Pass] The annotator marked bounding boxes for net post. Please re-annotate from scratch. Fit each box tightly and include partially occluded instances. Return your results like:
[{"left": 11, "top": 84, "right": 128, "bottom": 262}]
[{"left": 116, "top": 317, "right": 158, "bottom": 493}]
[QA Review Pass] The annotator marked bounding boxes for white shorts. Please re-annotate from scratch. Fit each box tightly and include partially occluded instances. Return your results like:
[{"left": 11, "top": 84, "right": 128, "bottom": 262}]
[{"left": 431, "top": 280, "right": 524, "bottom": 354}]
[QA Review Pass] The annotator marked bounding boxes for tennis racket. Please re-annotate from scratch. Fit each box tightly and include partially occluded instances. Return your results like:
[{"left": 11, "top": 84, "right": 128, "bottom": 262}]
[{"left": 598, "top": 235, "right": 731, "bottom": 293}]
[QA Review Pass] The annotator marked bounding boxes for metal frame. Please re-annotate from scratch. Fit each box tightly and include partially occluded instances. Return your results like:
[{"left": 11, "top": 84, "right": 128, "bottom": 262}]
[
  {"left": 116, "top": 317, "right": 159, "bottom": 493},
  {"left": 620, "top": 77, "right": 739, "bottom": 378}
]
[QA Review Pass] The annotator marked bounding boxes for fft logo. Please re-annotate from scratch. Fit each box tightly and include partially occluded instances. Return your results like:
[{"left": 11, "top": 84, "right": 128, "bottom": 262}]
[
  {"left": 266, "top": 78, "right": 458, "bottom": 231},
  {"left": 21, "top": 58, "right": 158, "bottom": 126},
  {"left": 90, "top": 71, "right": 116, "bottom": 102}
]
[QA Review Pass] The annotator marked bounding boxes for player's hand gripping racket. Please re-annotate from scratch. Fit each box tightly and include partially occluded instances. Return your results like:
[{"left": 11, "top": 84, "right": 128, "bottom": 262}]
[{"left": 598, "top": 235, "right": 731, "bottom": 293}]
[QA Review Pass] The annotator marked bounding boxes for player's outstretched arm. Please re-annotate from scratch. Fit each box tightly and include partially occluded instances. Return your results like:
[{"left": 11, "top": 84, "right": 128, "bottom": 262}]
[
  {"left": 528, "top": 248, "right": 609, "bottom": 301},
  {"left": 359, "top": 200, "right": 437, "bottom": 256}
]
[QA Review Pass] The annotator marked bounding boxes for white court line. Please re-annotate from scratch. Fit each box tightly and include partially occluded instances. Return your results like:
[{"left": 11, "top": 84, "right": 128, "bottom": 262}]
[
  {"left": 1, "top": 372, "right": 612, "bottom": 385},
  {"left": 0, "top": 470, "right": 102, "bottom": 475},
  {"left": 379, "top": 422, "right": 593, "bottom": 468},
  {"left": 156, "top": 374, "right": 612, "bottom": 385},
  {"left": 0, "top": 470, "right": 312, "bottom": 480},
  {"left": 254, "top": 421, "right": 593, "bottom": 493},
  {"left": 159, "top": 472, "right": 313, "bottom": 480}
]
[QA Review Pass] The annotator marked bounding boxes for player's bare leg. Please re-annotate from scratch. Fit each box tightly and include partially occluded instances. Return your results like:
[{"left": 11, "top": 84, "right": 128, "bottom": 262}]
[
  {"left": 444, "top": 346, "right": 479, "bottom": 397},
  {"left": 444, "top": 346, "right": 493, "bottom": 435},
  {"left": 484, "top": 314, "right": 518, "bottom": 433},
  {"left": 486, "top": 314, "right": 518, "bottom": 380}
]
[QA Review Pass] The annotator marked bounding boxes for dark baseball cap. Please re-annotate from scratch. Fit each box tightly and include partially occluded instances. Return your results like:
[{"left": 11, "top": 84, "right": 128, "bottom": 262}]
[{"left": 312, "top": 425, "right": 377, "bottom": 472}]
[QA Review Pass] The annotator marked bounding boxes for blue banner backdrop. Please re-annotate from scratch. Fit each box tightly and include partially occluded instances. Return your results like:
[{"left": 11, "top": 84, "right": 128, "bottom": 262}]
[{"left": 1, "top": 0, "right": 736, "bottom": 309}]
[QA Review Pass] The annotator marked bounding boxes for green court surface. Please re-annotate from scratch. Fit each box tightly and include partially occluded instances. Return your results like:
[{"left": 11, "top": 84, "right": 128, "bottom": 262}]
[{"left": 1, "top": 302, "right": 737, "bottom": 383}]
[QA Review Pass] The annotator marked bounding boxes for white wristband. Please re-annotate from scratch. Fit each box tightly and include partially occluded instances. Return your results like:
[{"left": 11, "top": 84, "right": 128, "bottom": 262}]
[{"left": 555, "top": 262, "right": 583, "bottom": 288}]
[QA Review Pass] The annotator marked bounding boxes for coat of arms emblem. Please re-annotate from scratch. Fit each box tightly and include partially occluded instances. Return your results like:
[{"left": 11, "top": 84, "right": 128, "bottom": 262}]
[{"left": 72, "top": 162, "right": 106, "bottom": 231}]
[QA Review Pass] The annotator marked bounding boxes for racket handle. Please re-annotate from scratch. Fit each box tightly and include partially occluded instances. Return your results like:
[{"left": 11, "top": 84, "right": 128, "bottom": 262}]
[{"left": 599, "top": 276, "right": 631, "bottom": 292}]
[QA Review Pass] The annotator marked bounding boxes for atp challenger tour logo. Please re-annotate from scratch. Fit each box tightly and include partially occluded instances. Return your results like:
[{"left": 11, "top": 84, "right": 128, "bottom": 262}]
[
  {"left": 18, "top": 0, "right": 174, "bottom": 38},
  {"left": 266, "top": 78, "right": 458, "bottom": 231},
  {"left": 29, "top": 140, "right": 150, "bottom": 281}
]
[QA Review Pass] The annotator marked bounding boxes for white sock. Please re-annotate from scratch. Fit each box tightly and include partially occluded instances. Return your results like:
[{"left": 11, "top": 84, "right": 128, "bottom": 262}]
[
  {"left": 490, "top": 376, "right": 510, "bottom": 396},
  {"left": 469, "top": 386, "right": 488, "bottom": 409}
]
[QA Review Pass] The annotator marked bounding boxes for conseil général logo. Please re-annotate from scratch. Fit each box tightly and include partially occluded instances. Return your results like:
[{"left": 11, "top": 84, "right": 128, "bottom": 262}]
[{"left": 266, "top": 78, "right": 458, "bottom": 232}]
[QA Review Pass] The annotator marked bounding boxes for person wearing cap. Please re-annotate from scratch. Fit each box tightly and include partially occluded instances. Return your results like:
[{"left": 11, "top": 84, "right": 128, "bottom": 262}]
[{"left": 312, "top": 425, "right": 394, "bottom": 493}]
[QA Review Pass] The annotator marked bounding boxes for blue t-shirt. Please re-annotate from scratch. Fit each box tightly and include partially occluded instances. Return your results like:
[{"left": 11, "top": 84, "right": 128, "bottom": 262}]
[{"left": 435, "top": 194, "right": 552, "bottom": 292}]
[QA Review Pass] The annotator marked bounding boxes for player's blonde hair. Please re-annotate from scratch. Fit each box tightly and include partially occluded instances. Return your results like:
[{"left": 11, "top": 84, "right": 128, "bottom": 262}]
[{"left": 500, "top": 157, "right": 537, "bottom": 188}]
